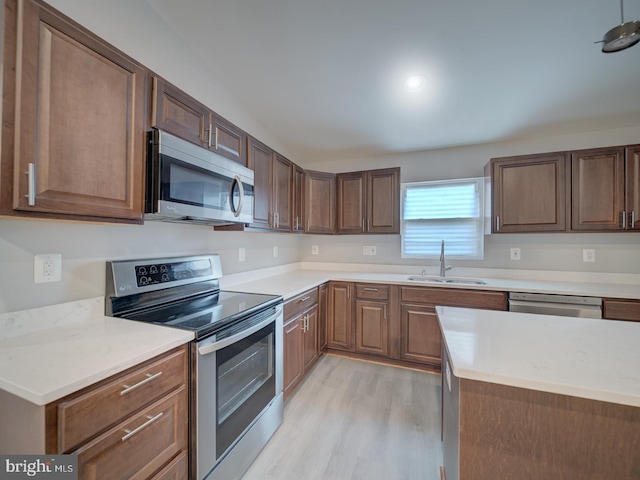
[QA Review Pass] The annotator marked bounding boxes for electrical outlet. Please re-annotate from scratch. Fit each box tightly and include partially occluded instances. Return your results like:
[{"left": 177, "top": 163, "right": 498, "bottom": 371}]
[
  {"left": 583, "top": 249, "right": 595, "bottom": 262},
  {"left": 311, "top": 245, "right": 319, "bottom": 255},
  {"left": 273, "top": 246, "right": 278, "bottom": 258},
  {"left": 510, "top": 248, "right": 521, "bottom": 260},
  {"left": 362, "top": 245, "right": 377, "bottom": 256},
  {"left": 238, "top": 248, "right": 245, "bottom": 262},
  {"left": 34, "top": 253, "right": 62, "bottom": 283}
]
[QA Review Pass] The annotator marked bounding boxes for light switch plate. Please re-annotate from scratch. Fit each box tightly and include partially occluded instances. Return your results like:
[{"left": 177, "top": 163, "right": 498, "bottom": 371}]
[
  {"left": 273, "top": 246, "right": 278, "bottom": 258},
  {"left": 510, "top": 248, "right": 521, "bottom": 260},
  {"left": 311, "top": 245, "right": 319, "bottom": 255},
  {"left": 238, "top": 248, "right": 245, "bottom": 262},
  {"left": 362, "top": 245, "right": 376, "bottom": 256}
]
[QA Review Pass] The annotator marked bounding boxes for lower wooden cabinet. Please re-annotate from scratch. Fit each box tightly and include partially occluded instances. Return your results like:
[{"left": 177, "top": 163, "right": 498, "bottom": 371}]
[
  {"left": 355, "top": 300, "right": 389, "bottom": 356},
  {"left": 283, "top": 287, "right": 322, "bottom": 399},
  {"left": 46, "top": 345, "right": 189, "bottom": 480},
  {"left": 400, "top": 304, "right": 441, "bottom": 366},
  {"left": 603, "top": 298, "right": 640, "bottom": 322},
  {"left": 327, "top": 282, "right": 353, "bottom": 351}
]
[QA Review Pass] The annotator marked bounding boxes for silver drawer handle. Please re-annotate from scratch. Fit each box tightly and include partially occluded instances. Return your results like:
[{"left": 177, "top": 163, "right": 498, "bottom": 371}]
[
  {"left": 298, "top": 296, "right": 311, "bottom": 302},
  {"left": 363, "top": 288, "right": 378, "bottom": 291},
  {"left": 121, "top": 412, "right": 163, "bottom": 442},
  {"left": 121, "top": 371, "right": 163, "bottom": 395}
]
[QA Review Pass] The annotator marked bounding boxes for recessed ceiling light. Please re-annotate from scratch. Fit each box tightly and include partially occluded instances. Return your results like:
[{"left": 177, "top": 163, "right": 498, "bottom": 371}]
[{"left": 405, "top": 75, "right": 426, "bottom": 92}]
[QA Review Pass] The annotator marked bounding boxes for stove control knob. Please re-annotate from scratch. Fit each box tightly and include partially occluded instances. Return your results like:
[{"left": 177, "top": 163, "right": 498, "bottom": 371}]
[
  {"left": 138, "top": 267, "right": 147, "bottom": 275},
  {"left": 161, "top": 274, "right": 170, "bottom": 282},
  {"left": 160, "top": 265, "right": 168, "bottom": 273},
  {"left": 139, "top": 277, "right": 148, "bottom": 285},
  {"left": 150, "top": 265, "right": 158, "bottom": 274}
]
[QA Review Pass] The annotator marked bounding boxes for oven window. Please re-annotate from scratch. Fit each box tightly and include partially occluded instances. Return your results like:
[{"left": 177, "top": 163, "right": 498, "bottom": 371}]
[{"left": 215, "top": 322, "right": 276, "bottom": 458}]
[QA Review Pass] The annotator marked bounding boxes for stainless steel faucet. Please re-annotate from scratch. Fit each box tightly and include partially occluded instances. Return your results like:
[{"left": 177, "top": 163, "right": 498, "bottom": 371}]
[{"left": 439, "top": 240, "right": 453, "bottom": 277}]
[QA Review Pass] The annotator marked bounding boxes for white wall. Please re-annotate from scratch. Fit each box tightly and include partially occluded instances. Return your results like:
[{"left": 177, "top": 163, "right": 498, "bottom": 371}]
[
  {"left": 302, "top": 126, "right": 640, "bottom": 275},
  {"left": 0, "top": 219, "right": 301, "bottom": 314}
]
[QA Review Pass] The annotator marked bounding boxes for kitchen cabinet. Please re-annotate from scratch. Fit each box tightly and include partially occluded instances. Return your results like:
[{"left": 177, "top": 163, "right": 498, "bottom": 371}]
[
  {"left": 245, "top": 137, "right": 293, "bottom": 231},
  {"left": 603, "top": 298, "right": 640, "bottom": 322},
  {"left": 151, "top": 76, "right": 247, "bottom": 165},
  {"left": 354, "top": 284, "right": 390, "bottom": 357},
  {"left": 337, "top": 167, "right": 400, "bottom": 234},
  {"left": 318, "top": 283, "right": 328, "bottom": 351},
  {"left": 1, "top": 0, "right": 147, "bottom": 223},
  {"left": 488, "top": 152, "right": 568, "bottom": 233},
  {"left": 283, "top": 288, "right": 320, "bottom": 399},
  {"left": 400, "top": 287, "right": 507, "bottom": 368},
  {"left": 46, "top": 345, "right": 189, "bottom": 479},
  {"left": 571, "top": 145, "right": 640, "bottom": 231},
  {"left": 327, "top": 282, "right": 354, "bottom": 351},
  {"left": 571, "top": 146, "right": 626, "bottom": 231},
  {"left": 305, "top": 170, "right": 336, "bottom": 233}
]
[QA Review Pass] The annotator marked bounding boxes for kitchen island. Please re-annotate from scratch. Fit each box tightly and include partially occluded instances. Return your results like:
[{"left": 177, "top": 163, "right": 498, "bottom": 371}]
[{"left": 437, "top": 306, "right": 640, "bottom": 480}]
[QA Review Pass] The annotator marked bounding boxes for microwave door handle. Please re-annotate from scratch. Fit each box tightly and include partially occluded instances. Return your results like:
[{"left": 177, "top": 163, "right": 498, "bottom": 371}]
[{"left": 230, "top": 176, "right": 244, "bottom": 217}]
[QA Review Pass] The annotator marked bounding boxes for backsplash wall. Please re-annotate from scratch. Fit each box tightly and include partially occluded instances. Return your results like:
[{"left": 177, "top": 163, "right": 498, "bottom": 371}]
[{"left": 0, "top": 219, "right": 301, "bottom": 314}]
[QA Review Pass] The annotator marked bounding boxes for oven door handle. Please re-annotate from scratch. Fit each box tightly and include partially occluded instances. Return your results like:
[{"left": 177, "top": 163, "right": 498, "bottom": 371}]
[{"left": 198, "top": 306, "right": 282, "bottom": 356}]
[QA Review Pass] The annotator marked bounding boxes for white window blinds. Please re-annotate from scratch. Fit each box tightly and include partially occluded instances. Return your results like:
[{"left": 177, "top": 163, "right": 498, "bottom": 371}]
[{"left": 401, "top": 178, "right": 484, "bottom": 259}]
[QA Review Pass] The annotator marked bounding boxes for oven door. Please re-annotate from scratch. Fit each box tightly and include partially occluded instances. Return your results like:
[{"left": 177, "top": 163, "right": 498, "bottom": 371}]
[{"left": 195, "top": 305, "right": 283, "bottom": 480}]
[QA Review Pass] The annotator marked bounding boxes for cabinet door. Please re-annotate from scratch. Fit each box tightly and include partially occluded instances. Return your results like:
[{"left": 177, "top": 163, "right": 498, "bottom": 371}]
[
  {"left": 571, "top": 147, "right": 625, "bottom": 231},
  {"left": 305, "top": 170, "right": 336, "bottom": 233},
  {"left": 303, "top": 306, "right": 319, "bottom": 371},
  {"left": 366, "top": 168, "right": 400, "bottom": 233},
  {"left": 283, "top": 317, "right": 304, "bottom": 399},
  {"left": 273, "top": 154, "right": 293, "bottom": 231},
  {"left": 400, "top": 304, "right": 442, "bottom": 366},
  {"left": 151, "top": 76, "right": 209, "bottom": 148},
  {"left": 355, "top": 300, "right": 388, "bottom": 356},
  {"left": 6, "top": 0, "right": 146, "bottom": 222},
  {"left": 76, "top": 387, "right": 187, "bottom": 480},
  {"left": 247, "top": 137, "right": 273, "bottom": 229},
  {"left": 149, "top": 452, "right": 188, "bottom": 480},
  {"left": 327, "top": 282, "right": 353, "bottom": 351},
  {"left": 293, "top": 165, "right": 305, "bottom": 232},
  {"left": 491, "top": 153, "right": 568, "bottom": 232},
  {"left": 211, "top": 113, "right": 247, "bottom": 165},
  {"left": 337, "top": 172, "right": 366, "bottom": 233},
  {"left": 625, "top": 145, "right": 640, "bottom": 230},
  {"left": 603, "top": 298, "right": 640, "bottom": 322}
]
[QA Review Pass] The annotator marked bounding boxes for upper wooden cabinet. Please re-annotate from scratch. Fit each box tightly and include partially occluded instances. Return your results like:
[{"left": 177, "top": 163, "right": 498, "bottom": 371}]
[
  {"left": 489, "top": 153, "right": 568, "bottom": 233},
  {"left": 293, "top": 165, "right": 305, "bottom": 233},
  {"left": 246, "top": 137, "right": 293, "bottom": 231},
  {"left": 488, "top": 144, "right": 640, "bottom": 233},
  {"left": 1, "top": 0, "right": 147, "bottom": 223},
  {"left": 151, "top": 76, "right": 247, "bottom": 165},
  {"left": 571, "top": 147, "right": 626, "bottom": 231},
  {"left": 305, "top": 170, "right": 336, "bottom": 234},
  {"left": 337, "top": 167, "right": 400, "bottom": 234}
]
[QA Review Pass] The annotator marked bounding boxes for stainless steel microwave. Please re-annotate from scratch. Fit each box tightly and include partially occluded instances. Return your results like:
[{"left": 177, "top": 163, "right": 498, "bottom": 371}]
[{"left": 145, "top": 129, "right": 254, "bottom": 225}]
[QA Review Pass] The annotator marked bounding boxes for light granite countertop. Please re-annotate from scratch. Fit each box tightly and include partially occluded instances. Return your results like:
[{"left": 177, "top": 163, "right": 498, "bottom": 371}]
[
  {"left": 436, "top": 305, "right": 640, "bottom": 407},
  {"left": 0, "top": 297, "right": 193, "bottom": 405},
  {"left": 1, "top": 263, "right": 638, "bottom": 406}
]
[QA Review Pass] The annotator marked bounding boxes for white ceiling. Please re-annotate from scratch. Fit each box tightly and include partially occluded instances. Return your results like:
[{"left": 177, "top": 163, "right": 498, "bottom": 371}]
[{"left": 145, "top": 0, "right": 640, "bottom": 161}]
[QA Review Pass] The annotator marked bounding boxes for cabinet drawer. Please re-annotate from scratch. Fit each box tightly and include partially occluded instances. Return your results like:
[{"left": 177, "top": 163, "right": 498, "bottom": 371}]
[
  {"left": 284, "top": 288, "right": 319, "bottom": 320},
  {"left": 355, "top": 283, "right": 389, "bottom": 300},
  {"left": 149, "top": 451, "right": 188, "bottom": 480},
  {"left": 57, "top": 346, "right": 187, "bottom": 453},
  {"left": 76, "top": 386, "right": 187, "bottom": 480},
  {"left": 400, "top": 287, "right": 507, "bottom": 310},
  {"left": 603, "top": 298, "right": 640, "bottom": 322}
]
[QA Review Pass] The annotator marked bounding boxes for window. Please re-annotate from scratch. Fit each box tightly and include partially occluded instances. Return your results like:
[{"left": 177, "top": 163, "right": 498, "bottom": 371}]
[{"left": 401, "top": 178, "right": 484, "bottom": 259}]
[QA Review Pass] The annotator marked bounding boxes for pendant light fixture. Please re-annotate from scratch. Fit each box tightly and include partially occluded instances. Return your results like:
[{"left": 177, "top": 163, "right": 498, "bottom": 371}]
[{"left": 597, "top": 0, "right": 640, "bottom": 52}]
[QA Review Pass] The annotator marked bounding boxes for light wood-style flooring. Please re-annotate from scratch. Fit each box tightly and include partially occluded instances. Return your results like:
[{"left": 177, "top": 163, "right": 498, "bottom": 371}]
[{"left": 242, "top": 354, "right": 443, "bottom": 480}]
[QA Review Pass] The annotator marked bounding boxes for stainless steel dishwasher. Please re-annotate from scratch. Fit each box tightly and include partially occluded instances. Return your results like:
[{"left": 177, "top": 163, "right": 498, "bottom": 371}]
[{"left": 508, "top": 292, "right": 602, "bottom": 318}]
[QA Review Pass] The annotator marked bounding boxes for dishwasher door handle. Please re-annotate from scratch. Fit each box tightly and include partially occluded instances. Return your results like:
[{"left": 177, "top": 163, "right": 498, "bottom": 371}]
[{"left": 508, "top": 299, "right": 601, "bottom": 319}]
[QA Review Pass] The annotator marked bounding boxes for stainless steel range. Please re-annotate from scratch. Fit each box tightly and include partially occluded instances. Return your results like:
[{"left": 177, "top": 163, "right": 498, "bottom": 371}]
[{"left": 106, "top": 254, "right": 283, "bottom": 480}]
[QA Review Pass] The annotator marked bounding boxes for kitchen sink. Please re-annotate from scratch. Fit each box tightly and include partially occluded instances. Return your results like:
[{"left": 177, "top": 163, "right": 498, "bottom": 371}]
[{"left": 406, "top": 276, "right": 487, "bottom": 285}]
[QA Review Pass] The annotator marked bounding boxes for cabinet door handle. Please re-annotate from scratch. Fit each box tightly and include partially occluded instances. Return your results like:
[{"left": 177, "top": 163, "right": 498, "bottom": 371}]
[
  {"left": 622, "top": 210, "right": 627, "bottom": 229},
  {"left": 298, "top": 296, "right": 311, "bottom": 302},
  {"left": 363, "top": 287, "right": 378, "bottom": 292},
  {"left": 383, "top": 305, "right": 387, "bottom": 319},
  {"left": 305, "top": 314, "right": 309, "bottom": 332},
  {"left": 26, "top": 163, "right": 36, "bottom": 206},
  {"left": 121, "top": 371, "right": 163, "bottom": 395},
  {"left": 367, "top": 218, "right": 371, "bottom": 231},
  {"left": 347, "top": 286, "right": 350, "bottom": 299},
  {"left": 295, "top": 216, "right": 299, "bottom": 230},
  {"left": 307, "top": 218, "right": 310, "bottom": 231},
  {"left": 214, "top": 126, "right": 219, "bottom": 150},
  {"left": 495, "top": 215, "right": 500, "bottom": 232},
  {"left": 121, "top": 412, "right": 163, "bottom": 442},
  {"left": 362, "top": 219, "right": 365, "bottom": 232},
  {"left": 632, "top": 211, "right": 636, "bottom": 229},
  {"left": 207, "top": 123, "right": 213, "bottom": 148}
]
